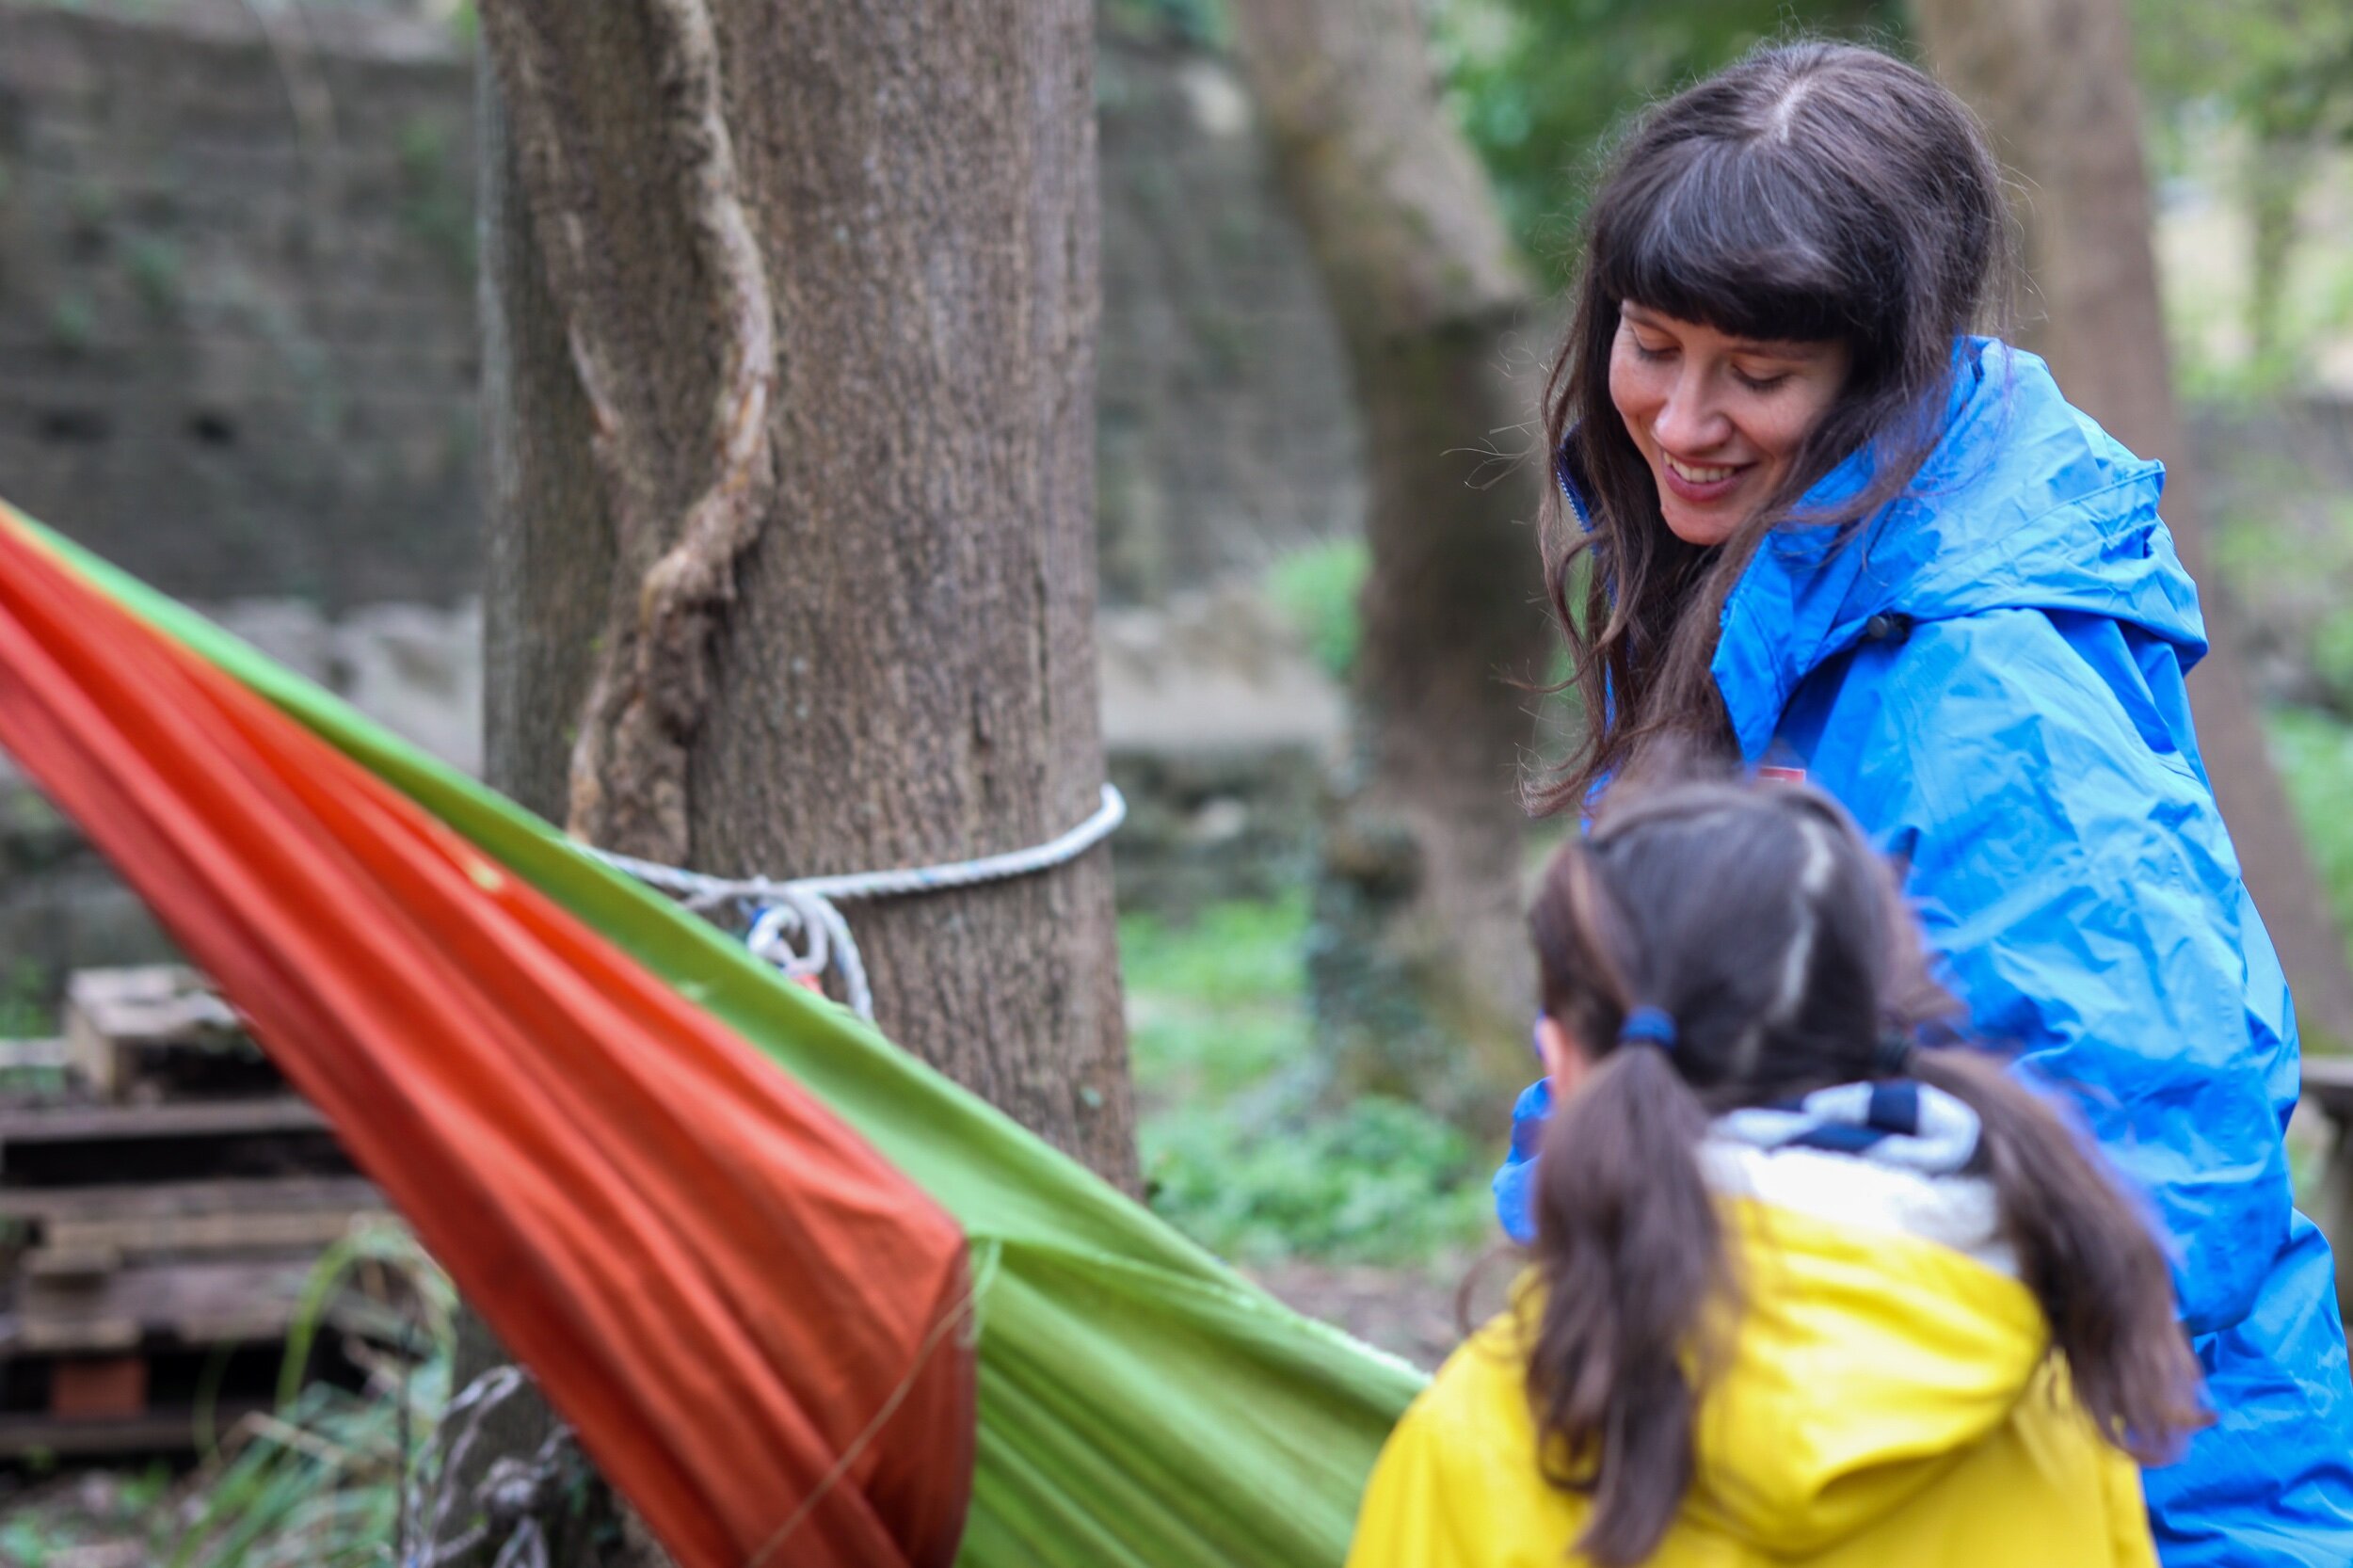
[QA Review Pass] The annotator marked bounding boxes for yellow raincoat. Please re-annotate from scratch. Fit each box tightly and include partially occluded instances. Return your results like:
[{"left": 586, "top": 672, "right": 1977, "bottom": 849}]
[{"left": 1349, "top": 1152, "right": 2159, "bottom": 1567}]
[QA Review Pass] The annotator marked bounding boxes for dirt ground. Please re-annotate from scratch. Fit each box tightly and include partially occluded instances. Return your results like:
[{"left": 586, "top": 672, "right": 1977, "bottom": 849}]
[{"left": 1247, "top": 1254, "right": 1500, "bottom": 1372}]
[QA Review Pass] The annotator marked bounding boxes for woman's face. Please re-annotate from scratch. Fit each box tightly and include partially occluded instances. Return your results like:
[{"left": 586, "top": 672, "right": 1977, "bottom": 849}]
[{"left": 1607, "top": 303, "right": 1850, "bottom": 548}]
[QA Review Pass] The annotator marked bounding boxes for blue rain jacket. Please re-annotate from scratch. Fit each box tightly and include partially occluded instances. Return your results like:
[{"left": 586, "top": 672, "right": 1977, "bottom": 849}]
[{"left": 1496, "top": 338, "right": 2353, "bottom": 1564}]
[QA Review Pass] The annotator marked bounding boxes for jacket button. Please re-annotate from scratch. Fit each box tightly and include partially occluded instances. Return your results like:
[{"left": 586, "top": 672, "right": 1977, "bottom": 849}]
[{"left": 1865, "top": 613, "right": 1912, "bottom": 642}]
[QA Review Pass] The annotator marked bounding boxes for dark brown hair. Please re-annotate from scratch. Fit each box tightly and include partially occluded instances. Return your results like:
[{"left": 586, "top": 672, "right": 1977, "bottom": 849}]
[
  {"left": 1532, "top": 42, "right": 2009, "bottom": 811},
  {"left": 1524, "top": 773, "right": 2204, "bottom": 1565}
]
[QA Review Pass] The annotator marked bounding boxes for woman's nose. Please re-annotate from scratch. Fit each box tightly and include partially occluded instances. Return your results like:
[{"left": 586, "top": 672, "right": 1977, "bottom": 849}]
[{"left": 1652, "top": 369, "right": 1730, "bottom": 452}]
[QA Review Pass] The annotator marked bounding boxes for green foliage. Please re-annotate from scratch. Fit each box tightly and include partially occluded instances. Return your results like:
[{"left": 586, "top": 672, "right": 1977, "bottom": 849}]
[
  {"left": 0, "top": 958, "right": 50, "bottom": 1038},
  {"left": 2134, "top": 0, "right": 2353, "bottom": 147},
  {"left": 2210, "top": 488, "right": 2353, "bottom": 713},
  {"left": 2135, "top": 0, "right": 2353, "bottom": 378},
  {"left": 123, "top": 234, "right": 183, "bottom": 318},
  {"left": 396, "top": 117, "right": 474, "bottom": 277},
  {"left": 0, "top": 1280, "right": 453, "bottom": 1568},
  {"left": 0, "top": 1467, "right": 168, "bottom": 1565},
  {"left": 0, "top": 961, "right": 65, "bottom": 1098},
  {"left": 1124, "top": 894, "right": 1309, "bottom": 1103},
  {"left": 1263, "top": 539, "right": 1369, "bottom": 682},
  {"left": 2268, "top": 707, "right": 2353, "bottom": 969},
  {"left": 1123, "top": 894, "right": 1494, "bottom": 1265},
  {"left": 0, "top": 1514, "right": 59, "bottom": 1567},
  {"left": 1144, "top": 1093, "right": 1493, "bottom": 1265},
  {"left": 1431, "top": 0, "right": 1902, "bottom": 279},
  {"left": 46, "top": 290, "right": 95, "bottom": 353},
  {"left": 162, "top": 1377, "right": 432, "bottom": 1568}
]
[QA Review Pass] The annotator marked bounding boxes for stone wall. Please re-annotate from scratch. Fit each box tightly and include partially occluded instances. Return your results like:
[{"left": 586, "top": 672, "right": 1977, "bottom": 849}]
[
  {"left": 1095, "top": 27, "right": 1364, "bottom": 601},
  {"left": 0, "top": 0, "right": 480, "bottom": 609},
  {"left": 0, "top": 1, "right": 1361, "bottom": 610},
  {"left": 0, "top": 2, "right": 1362, "bottom": 1002}
]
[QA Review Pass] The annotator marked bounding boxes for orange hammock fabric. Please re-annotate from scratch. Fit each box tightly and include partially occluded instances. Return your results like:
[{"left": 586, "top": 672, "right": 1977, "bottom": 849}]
[{"left": 0, "top": 509, "right": 973, "bottom": 1568}]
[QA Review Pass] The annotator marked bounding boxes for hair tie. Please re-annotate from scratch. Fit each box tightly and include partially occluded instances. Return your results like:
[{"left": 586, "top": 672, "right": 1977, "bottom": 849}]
[
  {"left": 1618, "top": 1006, "right": 1678, "bottom": 1053},
  {"left": 1873, "top": 1033, "right": 1915, "bottom": 1077}
]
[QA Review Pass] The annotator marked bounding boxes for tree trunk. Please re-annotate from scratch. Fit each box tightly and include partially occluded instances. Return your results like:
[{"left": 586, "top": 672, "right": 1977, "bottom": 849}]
[
  {"left": 1232, "top": 0, "right": 1554, "bottom": 1122},
  {"left": 1912, "top": 0, "right": 2353, "bottom": 1049},
  {"left": 441, "top": 2, "right": 1131, "bottom": 1560}
]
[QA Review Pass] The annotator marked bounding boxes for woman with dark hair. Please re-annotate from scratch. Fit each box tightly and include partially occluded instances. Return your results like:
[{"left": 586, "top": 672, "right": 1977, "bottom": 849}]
[
  {"left": 1356, "top": 777, "right": 2201, "bottom": 1566},
  {"left": 1490, "top": 40, "right": 2353, "bottom": 1562}
]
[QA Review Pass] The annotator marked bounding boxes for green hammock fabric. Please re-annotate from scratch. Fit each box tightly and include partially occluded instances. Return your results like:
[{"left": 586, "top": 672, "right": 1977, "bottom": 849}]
[{"left": 24, "top": 514, "right": 1425, "bottom": 1566}]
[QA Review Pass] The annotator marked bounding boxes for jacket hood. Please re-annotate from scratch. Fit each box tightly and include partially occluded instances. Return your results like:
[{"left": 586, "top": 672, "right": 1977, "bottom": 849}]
[
  {"left": 1678, "top": 1146, "right": 2052, "bottom": 1554},
  {"left": 1568, "top": 336, "right": 2208, "bottom": 761}
]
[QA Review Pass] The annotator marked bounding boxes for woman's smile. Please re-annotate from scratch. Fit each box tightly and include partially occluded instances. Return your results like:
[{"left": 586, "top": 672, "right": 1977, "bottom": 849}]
[{"left": 1657, "top": 451, "right": 1752, "bottom": 501}]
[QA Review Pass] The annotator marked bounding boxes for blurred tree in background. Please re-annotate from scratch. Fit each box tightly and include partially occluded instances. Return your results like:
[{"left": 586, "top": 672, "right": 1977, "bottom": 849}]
[
  {"left": 2132, "top": 0, "right": 2353, "bottom": 369},
  {"left": 1913, "top": 0, "right": 2353, "bottom": 1046},
  {"left": 1232, "top": 0, "right": 1551, "bottom": 1127}
]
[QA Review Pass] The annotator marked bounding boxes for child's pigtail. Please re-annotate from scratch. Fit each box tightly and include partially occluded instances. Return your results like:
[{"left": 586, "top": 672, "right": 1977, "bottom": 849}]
[
  {"left": 1527, "top": 1016, "right": 1727, "bottom": 1568},
  {"left": 1907, "top": 1047, "right": 2208, "bottom": 1462}
]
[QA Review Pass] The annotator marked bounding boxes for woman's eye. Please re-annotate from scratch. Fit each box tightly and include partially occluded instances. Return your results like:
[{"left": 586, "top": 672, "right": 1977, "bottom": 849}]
[
  {"left": 1631, "top": 337, "right": 1673, "bottom": 362},
  {"left": 1733, "top": 367, "right": 1791, "bottom": 392}
]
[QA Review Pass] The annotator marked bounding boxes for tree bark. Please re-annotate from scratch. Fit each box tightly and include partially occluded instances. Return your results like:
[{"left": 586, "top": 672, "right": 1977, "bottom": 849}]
[
  {"left": 1232, "top": 0, "right": 1554, "bottom": 1122},
  {"left": 1911, "top": 0, "right": 2353, "bottom": 1048},
  {"left": 444, "top": 1, "right": 1131, "bottom": 1560}
]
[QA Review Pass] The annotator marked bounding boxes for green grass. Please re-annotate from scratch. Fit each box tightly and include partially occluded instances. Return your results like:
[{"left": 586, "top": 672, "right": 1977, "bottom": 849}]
[
  {"left": 1122, "top": 895, "right": 1307, "bottom": 1104},
  {"left": 161, "top": 1223, "right": 454, "bottom": 1568},
  {"left": 162, "top": 1374, "right": 440, "bottom": 1568},
  {"left": 1141, "top": 1095, "right": 1494, "bottom": 1265},
  {"left": 1122, "top": 892, "right": 1494, "bottom": 1265}
]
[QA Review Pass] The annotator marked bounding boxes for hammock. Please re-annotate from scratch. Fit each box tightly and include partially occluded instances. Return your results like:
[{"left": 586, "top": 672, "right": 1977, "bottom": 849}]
[{"left": 0, "top": 501, "right": 1422, "bottom": 1568}]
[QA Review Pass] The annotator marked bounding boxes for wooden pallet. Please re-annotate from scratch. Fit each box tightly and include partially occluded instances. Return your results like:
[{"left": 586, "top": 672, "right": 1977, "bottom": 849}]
[
  {"left": 2302, "top": 1056, "right": 2353, "bottom": 1322},
  {"left": 8, "top": 1255, "right": 328, "bottom": 1354},
  {"left": 0, "top": 1096, "right": 344, "bottom": 1188},
  {"left": 0, "top": 1400, "right": 277, "bottom": 1460},
  {"left": 0, "top": 969, "right": 409, "bottom": 1459},
  {"left": 63, "top": 966, "right": 270, "bottom": 1103},
  {"left": 0, "top": 1175, "right": 381, "bottom": 1257}
]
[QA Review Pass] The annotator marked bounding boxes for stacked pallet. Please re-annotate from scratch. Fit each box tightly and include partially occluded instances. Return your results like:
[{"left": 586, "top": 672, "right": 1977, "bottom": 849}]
[{"left": 0, "top": 968, "right": 398, "bottom": 1458}]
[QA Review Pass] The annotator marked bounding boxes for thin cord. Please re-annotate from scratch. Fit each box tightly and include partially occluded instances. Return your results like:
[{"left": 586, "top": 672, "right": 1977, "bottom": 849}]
[{"left": 743, "top": 1283, "right": 980, "bottom": 1568}]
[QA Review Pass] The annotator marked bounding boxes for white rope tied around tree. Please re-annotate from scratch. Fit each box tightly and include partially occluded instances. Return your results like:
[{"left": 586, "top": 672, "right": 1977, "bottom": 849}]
[{"left": 586, "top": 783, "right": 1127, "bottom": 1020}]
